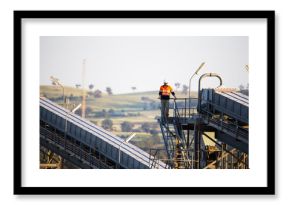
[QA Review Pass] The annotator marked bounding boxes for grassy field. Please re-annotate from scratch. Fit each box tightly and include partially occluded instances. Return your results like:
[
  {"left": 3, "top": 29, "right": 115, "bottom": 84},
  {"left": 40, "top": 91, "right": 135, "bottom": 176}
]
[
  {"left": 40, "top": 85, "right": 84, "bottom": 98},
  {"left": 40, "top": 85, "right": 197, "bottom": 153}
]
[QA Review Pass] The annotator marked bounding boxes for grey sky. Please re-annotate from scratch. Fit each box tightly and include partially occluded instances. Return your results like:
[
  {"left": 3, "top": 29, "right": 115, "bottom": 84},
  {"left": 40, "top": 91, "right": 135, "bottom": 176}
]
[{"left": 40, "top": 36, "right": 248, "bottom": 94}]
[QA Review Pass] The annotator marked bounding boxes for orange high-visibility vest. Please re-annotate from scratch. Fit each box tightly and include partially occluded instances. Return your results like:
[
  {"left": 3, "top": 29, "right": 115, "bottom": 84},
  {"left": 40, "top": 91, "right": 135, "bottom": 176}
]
[{"left": 160, "top": 85, "right": 173, "bottom": 96}]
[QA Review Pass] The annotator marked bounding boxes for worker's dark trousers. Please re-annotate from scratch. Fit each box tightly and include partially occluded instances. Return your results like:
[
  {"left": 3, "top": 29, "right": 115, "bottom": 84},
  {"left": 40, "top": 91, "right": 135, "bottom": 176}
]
[{"left": 161, "top": 99, "right": 169, "bottom": 120}]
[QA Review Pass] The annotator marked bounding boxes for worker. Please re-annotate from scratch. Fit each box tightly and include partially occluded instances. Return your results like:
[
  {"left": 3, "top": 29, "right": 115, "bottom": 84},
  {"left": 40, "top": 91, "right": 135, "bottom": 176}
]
[{"left": 159, "top": 81, "right": 176, "bottom": 120}]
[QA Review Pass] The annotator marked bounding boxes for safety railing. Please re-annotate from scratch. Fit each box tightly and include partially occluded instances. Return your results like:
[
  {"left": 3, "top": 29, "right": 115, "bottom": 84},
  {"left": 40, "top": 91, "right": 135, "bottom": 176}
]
[
  {"left": 158, "top": 97, "right": 198, "bottom": 162},
  {"left": 199, "top": 101, "right": 248, "bottom": 140},
  {"left": 149, "top": 148, "right": 196, "bottom": 169},
  {"left": 169, "top": 97, "right": 198, "bottom": 119}
]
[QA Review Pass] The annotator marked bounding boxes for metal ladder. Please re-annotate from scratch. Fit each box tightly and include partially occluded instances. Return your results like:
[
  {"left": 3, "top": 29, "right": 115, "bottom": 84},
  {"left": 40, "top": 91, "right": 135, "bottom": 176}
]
[{"left": 159, "top": 99, "right": 192, "bottom": 168}]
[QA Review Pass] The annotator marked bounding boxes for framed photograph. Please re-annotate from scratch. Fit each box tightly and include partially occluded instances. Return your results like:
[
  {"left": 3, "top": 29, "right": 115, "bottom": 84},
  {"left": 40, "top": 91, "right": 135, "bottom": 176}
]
[{"left": 14, "top": 10, "right": 275, "bottom": 195}]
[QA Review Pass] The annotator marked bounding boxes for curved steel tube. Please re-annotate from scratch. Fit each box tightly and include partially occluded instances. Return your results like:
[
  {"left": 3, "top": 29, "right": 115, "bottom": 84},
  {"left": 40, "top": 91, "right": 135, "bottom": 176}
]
[{"left": 197, "top": 73, "right": 223, "bottom": 111}]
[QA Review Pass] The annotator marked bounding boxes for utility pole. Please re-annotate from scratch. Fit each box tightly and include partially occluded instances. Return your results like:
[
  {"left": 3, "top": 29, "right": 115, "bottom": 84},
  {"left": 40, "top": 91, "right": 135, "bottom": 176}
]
[{"left": 82, "top": 59, "right": 86, "bottom": 118}]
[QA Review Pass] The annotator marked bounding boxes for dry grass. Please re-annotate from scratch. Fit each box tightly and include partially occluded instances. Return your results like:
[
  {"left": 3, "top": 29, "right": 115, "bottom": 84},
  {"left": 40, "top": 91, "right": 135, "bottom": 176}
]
[{"left": 40, "top": 85, "right": 85, "bottom": 98}]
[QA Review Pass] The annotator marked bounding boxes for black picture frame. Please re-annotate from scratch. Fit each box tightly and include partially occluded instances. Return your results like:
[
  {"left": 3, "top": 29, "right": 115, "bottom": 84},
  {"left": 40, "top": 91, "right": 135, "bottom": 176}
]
[{"left": 14, "top": 10, "right": 275, "bottom": 195}]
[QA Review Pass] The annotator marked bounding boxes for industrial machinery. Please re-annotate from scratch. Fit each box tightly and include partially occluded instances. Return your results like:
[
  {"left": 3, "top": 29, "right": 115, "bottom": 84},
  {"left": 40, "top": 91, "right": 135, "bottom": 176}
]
[
  {"left": 156, "top": 73, "right": 249, "bottom": 169},
  {"left": 40, "top": 97, "right": 167, "bottom": 169},
  {"left": 40, "top": 70, "right": 248, "bottom": 169}
]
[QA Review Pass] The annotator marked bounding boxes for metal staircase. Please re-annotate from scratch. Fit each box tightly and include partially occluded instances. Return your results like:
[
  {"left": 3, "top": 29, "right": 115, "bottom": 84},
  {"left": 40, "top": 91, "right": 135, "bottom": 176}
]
[
  {"left": 158, "top": 99, "right": 194, "bottom": 168},
  {"left": 157, "top": 73, "right": 249, "bottom": 169},
  {"left": 157, "top": 90, "right": 249, "bottom": 169}
]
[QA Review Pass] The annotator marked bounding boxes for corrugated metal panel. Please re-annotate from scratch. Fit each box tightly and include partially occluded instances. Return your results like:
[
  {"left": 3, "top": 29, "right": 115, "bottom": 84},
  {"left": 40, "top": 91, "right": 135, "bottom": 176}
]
[
  {"left": 201, "top": 89, "right": 248, "bottom": 124},
  {"left": 216, "top": 91, "right": 248, "bottom": 107},
  {"left": 40, "top": 98, "right": 166, "bottom": 169}
]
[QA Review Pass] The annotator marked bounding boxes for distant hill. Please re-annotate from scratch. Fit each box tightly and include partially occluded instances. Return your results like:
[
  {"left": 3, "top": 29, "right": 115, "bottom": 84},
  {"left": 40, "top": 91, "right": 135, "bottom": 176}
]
[
  {"left": 40, "top": 85, "right": 197, "bottom": 99},
  {"left": 39, "top": 85, "right": 198, "bottom": 128},
  {"left": 40, "top": 85, "right": 85, "bottom": 98}
]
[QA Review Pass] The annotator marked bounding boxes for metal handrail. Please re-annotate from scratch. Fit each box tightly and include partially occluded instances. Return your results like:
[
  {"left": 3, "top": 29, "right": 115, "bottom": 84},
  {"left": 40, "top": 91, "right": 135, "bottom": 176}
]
[
  {"left": 200, "top": 104, "right": 248, "bottom": 139},
  {"left": 149, "top": 148, "right": 196, "bottom": 169},
  {"left": 167, "top": 97, "right": 198, "bottom": 118},
  {"left": 158, "top": 97, "right": 199, "bottom": 167}
]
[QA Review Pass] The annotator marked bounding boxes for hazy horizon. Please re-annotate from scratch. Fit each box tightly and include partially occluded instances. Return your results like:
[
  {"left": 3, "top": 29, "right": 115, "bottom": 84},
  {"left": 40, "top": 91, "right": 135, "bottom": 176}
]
[{"left": 40, "top": 36, "right": 249, "bottom": 94}]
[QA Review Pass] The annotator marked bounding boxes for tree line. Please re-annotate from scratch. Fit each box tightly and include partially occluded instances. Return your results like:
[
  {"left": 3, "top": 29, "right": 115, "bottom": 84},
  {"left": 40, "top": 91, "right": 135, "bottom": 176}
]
[{"left": 101, "top": 119, "right": 159, "bottom": 134}]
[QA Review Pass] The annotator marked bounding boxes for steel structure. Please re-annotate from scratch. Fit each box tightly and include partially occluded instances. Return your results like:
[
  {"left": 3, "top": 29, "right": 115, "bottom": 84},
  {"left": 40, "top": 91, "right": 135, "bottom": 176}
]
[
  {"left": 40, "top": 98, "right": 166, "bottom": 169},
  {"left": 40, "top": 73, "right": 248, "bottom": 169},
  {"left": 199, "top": 88, "right": 249, "bottom": 153},
  {"left": 157, "top": 73, "right": 249, "bottom": 169}
]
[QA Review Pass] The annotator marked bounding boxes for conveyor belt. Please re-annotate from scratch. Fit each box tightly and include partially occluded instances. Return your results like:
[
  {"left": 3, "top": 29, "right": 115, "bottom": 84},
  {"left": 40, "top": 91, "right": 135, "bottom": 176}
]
[
  {"left": 40, "top": 98, "right": 166, "bottom": 169},
  {"left": 215, "top": 91, "right": 249, "bottom": 107},
  {"left": 201, "top": 89, "right": 249, "bottom": 124}
]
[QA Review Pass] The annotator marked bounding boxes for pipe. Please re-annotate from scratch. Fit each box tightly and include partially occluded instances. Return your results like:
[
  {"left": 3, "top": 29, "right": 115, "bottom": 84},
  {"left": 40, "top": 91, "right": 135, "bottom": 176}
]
[{"left": 197, "top": 73, "right": 223, "bottom": 112}]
